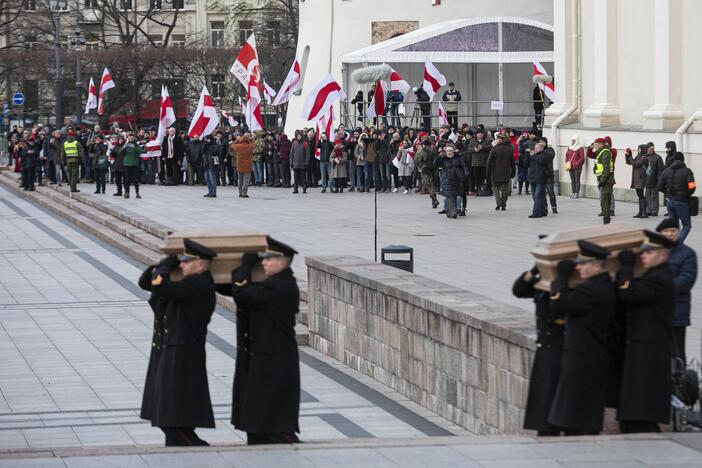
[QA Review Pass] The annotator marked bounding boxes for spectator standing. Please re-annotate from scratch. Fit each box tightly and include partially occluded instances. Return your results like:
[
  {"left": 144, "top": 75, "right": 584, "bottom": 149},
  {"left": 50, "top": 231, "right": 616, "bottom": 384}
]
[
  {"left": 330, "top": 139, "right": 347, "bottom": 193},
  {"left": 517, "top": 132, "right": 531, "bottom": 195},
  {"left": 364, "top": 132, "right": 378, "bottom": 192},
  {"left": 468, "top": 130, "right": 491, "bottom": 194},
  {"left": 60, "top": 129, "right": 85, "bottom": 193},
  {"left": 186, "top": 135, "right": 205, "bottom": 186},
  {"left": 202, "top": 135, "right": 220, "bottom": 198},
  {"left": 290, "top": 132, "right": 309, "bottom": 194},
  {"left": 112, "top": 136, "right": 125, "bottom": 196},
  {"left": 565, "top": 135, "right": 584, "bottom": 198},
  {"left": 233, "top": 135, "right": 254, "bottom": 198},
  {"left": 657, "top": 152, "right": 696, "bottom": 241},
  {"left": 528, "top": 140, "right": 551, "bottom": 218},
  {"left": 119, "top": 134, "right": 145, "bottom": 199},
  {"left": 161, "top": 127, "right": 185, "bottom": 185},
  {"left": 486, "top": 132, "right": 516, "bottom": 211},
  {"left": 317, "top": 133, "right": 333, "bottom": 193},
  {"left": 645, "top": 143, "right": 664, "bottom": 216},
  {"left": 625, "top": 145, "right": 649, "bottom": 218},
  {"left": 436, "top": 146, "right": 465, "bottom": 218},
  {"left": 441, "top": 82, "right": 462, "bottom": 129},
  {"left": 90, "top": 135, "right": 108, "bottom": 194},
  {"left": 277, "top": 133, "right": 292, "bottom": 187}
]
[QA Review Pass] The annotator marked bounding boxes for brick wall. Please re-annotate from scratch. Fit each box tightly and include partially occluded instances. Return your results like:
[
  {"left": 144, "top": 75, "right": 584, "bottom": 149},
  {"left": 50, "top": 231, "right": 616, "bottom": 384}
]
[{"left": 306, "top": 256, "right": 537, "bottom": 434}]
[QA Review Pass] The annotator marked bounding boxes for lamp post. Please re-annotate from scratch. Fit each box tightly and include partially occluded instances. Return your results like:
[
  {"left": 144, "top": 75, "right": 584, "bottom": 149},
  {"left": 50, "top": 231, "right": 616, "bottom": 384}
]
[
  {"left": 71, "top": 27, "right": 84, "bottom": 126},
  {"left": 52, "top": 0, "right": 67, "bottom": 128}
]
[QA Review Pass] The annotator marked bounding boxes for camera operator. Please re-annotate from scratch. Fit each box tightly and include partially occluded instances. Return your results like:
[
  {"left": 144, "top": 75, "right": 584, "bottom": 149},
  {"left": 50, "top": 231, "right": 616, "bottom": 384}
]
[{"left": 414, "top": 87, "right": 431, "bottom": 131}]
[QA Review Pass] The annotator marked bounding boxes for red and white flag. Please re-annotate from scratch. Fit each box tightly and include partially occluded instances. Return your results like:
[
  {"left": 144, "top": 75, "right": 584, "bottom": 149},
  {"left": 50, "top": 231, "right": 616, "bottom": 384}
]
[
  {"left": 238, "top": 96, "right": 245, "bottom": 110},
  {"left": 272, "top": 58, "right": 301, "bottom": 106},
  {"left": 301, "top": 74, "right": 346, "bottom": 123},
  {"left": 188, "top": 85, "right": 219, "bottom": 138},
  {"left": 422, "top": 59, "right": 446, "bottom": 100},
  {"left": 222, "top": 110, "right": 239, "bottom": 127},
  {"left": 438, "top": 102, "right": 449, "bottom": 127},
  {"left": 84, "top": 77, "right": 97, "bottom": 114},
  {"left": 97, "top": 67, "right": 116, "bottom": 115},
  {"left": 366, "top": 80, "right": 388, "bottom": 119},
  {"left": 533, "top": 61, "right": 555, "bottom": 101},
  {"left": 263, "top": 81, "right": 277, "bottom": 105},
  {"left": 389, "top": 68, "right": 411, "bottom": 95},
  {"left": 145, "top": 85, "right": 177, "bottom": 158},
  {"left": 230, "top": 33, "right": 260, "bottom": 89},
  {"left": 314, "top": 105, "right": 335, "bottom": 160},
  {"left": 246, "top": 74, "right": 264, "bottom": 131}
]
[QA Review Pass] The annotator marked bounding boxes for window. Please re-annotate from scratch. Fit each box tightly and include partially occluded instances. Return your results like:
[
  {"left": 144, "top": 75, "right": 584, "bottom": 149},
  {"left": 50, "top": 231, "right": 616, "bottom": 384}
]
[
  {"left": 85, "top": 42, "right": 100, "bottom": 50},
  {"left": 171, "top": 0, "right": 184, "bottom": 8},
  {"left": 84, "top": 0, "right": 98, "bottom": 7},
  {"left": 171, "top": 34, "right": 185, "bottom": 47},
  {"left": 266, "top": 21, "right": 280, "bottom": 45},
  {"left": 211, "top": 74, "right": 225, "bottom": 100},
  {"left": 149, "top": 0, "right": 161, "bottom": 9},
  {"left": 24, "top": 0, "right": 37, "bottom": 10},
  {"left": 24, "top": 35, "right": 38, "bottom": 49},
  {"left": 118, "top": 0, "right": 132, "bottom": 10},
  {"left": 148, "top": 34, "right": 163, "bottom": 46},
  {"left": 210, "top": 21, "right": 225, "bottom": 48},
  {"left": 238, "top": 20, "right": 253, "bottom": 47},
  {"left": 151, "top": 79, "right": 183, "bottom": 98}
]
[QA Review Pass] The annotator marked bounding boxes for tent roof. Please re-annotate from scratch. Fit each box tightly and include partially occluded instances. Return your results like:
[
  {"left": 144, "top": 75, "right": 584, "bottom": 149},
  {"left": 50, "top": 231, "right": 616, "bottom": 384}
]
[{"left": 342, "top": 16, "right": 554, "bottom": 64}]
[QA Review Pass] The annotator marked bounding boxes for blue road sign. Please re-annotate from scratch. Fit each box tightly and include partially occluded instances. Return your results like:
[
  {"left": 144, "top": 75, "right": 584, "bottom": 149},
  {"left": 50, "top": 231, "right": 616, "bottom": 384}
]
[{"left": 12, "top": 93, "right": 24, "bottom": 106}]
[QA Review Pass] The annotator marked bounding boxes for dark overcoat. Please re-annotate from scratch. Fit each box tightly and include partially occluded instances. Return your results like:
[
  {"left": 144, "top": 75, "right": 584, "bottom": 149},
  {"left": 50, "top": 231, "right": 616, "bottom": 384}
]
[
  {"left": 512, "top": 273, "right": 564, "bottom": 432},
  {"left": 223, "top": 266, "right": 301, "bottom": 434},
  {"left": 138, "top": 266, "right": 216, "bottom": 428},
  {"left": 617, "top": 263, "right": 674, "bottom": 424},
  {"left": 548, "top": 272, "right": 617, "bottom": 432}
]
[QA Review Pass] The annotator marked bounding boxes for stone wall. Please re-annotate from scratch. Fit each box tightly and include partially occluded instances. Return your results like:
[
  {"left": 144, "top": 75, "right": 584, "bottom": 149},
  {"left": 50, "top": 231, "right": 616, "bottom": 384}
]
[{"left": 306, "top": 256, "right": 537, "bottom": 435}]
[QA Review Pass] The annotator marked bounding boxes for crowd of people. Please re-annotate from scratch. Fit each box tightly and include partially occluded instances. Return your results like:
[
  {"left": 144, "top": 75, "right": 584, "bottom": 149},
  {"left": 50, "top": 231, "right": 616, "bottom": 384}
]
[{"left": 4, "top": 117, "right": 696, "bottom": 235}]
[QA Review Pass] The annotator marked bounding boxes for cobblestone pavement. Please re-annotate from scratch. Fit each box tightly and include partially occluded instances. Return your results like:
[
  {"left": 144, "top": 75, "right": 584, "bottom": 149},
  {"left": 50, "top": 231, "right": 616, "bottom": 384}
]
[
  {"left": 82, "top": 182, "right": 702, "bottom": 362},
  {"left": 0, "top": 185, "right": 466, "bottom": 452}
]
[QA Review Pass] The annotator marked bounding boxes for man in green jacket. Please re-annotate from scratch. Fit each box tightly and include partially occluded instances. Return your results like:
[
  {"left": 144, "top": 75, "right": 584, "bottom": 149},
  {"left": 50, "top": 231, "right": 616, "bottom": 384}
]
[
  {"left": 593, "top": 137, "right": 615, "bottom": 224},
  {"left": 60, "top": 129, "right": 86, "bottom": 193},
  {"left": 118, "top": 134, "right": 145, "bottom": 199}
]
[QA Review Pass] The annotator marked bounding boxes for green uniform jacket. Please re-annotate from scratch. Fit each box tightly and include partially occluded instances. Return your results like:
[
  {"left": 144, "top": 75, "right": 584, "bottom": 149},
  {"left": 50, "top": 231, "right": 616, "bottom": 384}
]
[
  {"left": 59, "top": 137, "right": 85, "bottom": 163},
  {"left": 596, "top": 148, "right": 615, "bottom": 186},
  {"left": 119, "top": 143, "right": 145, "bottom": 167}
]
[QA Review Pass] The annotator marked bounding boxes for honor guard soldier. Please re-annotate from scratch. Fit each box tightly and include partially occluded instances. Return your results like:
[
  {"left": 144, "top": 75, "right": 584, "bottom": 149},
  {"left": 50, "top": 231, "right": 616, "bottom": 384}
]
[
  {"left": 548, "top": 240, "right": 617, "bottom": 435},
  {"left": 593, "top": 137, "right": 615, "bottom": 224},
  {"left": 616, "top": 230, "right": 676, "bottom": 433},
  {"left": 513, "top": 261, "right": 565, "bottom": 436},
  {"left": 138, "top": 239, "right": 217, "bottom": 446},
  {"left": 219, "top": 236, "right": 301, "bottom": 445}
]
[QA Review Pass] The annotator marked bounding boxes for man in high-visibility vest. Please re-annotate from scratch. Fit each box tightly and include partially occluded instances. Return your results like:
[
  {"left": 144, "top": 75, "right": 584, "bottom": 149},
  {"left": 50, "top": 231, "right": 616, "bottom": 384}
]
[
  {"left": 593, "top": 137, "right": 615, "bottom": 224},
  {"left": 60, "top": 129, "right": 86, "bottom": 193}
]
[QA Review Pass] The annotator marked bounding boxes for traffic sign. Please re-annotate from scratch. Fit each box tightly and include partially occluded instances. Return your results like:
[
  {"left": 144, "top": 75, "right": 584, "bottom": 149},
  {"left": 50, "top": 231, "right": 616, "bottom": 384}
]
[{"left": 12, "top": 93, "right": 24, "bottom": 106}]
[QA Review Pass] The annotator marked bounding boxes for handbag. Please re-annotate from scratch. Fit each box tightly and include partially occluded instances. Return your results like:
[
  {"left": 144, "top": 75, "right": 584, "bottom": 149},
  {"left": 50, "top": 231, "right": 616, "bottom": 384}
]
[{"left": 565, "top": 161, "right": 571, "bottom": 171}]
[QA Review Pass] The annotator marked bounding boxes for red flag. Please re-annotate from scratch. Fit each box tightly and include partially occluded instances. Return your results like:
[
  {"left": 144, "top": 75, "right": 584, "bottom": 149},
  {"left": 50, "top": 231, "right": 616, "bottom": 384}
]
[
  {"left": 389, "top": 68, "right": 410, "bottom": 95},
  {"left": 231, "top": 33, "right": 260, "bottom": 90},
  {"left": 367, "top": 80, "right": 388, "bottom": 119},
  {"left": 188, "top": 85, "right": 219, "bottom": 138},
  {"left": 422, "top": 59, "right": 446, "bottom": 100}
]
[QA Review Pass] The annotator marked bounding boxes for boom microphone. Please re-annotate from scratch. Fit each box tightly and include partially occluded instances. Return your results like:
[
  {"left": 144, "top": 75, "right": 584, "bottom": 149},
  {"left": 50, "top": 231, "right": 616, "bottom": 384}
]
[
  {"left": 533, "top": 74, "right": 553, "bottom": 84},
  {"left": 352, "top": 64, "right": 393, "bottom": 84}
]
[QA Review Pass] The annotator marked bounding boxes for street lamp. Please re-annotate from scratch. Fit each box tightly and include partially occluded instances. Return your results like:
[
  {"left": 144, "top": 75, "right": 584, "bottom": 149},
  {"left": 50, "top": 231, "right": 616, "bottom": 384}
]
[
  {"left": 52, "top": 0, "right": 68, "bottom": 128},
  {"left": 71, "top": 26, "right": 85, "bottom": 126}
]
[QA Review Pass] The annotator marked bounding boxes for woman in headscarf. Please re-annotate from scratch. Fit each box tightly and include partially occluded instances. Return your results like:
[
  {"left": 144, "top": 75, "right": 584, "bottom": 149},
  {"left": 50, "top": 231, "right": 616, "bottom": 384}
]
[{"left": 565, "top": 135, "right": 584, "bottom": 198}]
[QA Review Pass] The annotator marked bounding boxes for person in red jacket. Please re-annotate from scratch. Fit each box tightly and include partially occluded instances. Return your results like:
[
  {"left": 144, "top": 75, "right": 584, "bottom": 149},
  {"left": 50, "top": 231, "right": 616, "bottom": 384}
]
[
  {"left": 588, "top": 135, "right": 618, "bottom": 216},
  {"left": 565, "top": 135, "right": 585, "bottom": 198}
]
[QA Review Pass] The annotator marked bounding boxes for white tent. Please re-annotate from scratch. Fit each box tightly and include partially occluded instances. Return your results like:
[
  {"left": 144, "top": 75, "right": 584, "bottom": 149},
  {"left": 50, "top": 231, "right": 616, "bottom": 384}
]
[{"left": 341, "top": 16, "right": 554, "bottom": 128}]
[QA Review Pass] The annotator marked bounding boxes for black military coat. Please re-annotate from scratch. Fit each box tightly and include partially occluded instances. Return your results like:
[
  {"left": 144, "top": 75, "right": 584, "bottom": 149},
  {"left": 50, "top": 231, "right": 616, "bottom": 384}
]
[
  {"left": 138, "top": 266, "right": 216, "bottom": 428},
  {"left": 548, "top": 272, "right": 617, "bottom": 432},
  {"left": 617, "top": 263, "right": 674, "bottom": 424},
  {"left": 220, "top": 266, "right": 301, "bottom": 434},
  {"left": 512, "top": 272, "right": 565, "bottom": 432}
]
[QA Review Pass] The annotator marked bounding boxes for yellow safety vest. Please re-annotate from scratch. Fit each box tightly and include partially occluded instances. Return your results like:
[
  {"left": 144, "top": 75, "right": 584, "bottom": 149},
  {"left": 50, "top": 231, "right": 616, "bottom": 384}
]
[
  {"left": 63, "top": 140, "right": 79, "bottom": 159},
  {"left": 594, "top": 148, "right": 613, "bottom": 177}
]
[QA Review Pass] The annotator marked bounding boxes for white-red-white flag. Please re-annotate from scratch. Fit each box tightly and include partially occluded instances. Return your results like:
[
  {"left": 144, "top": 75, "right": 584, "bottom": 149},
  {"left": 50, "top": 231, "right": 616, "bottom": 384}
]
[
  {"left": 97, "top": 67, "right": 116, "bottom": 115},
  {"left": 422, "top": 59, "right": 446, "bottom": 100},
  {"left": 314, "top": 105, "right": 335, "bottom": 160},
  {"left": 438, "top": 102, "right": 449, "bottom": 127},
  {"left": 231, "top": 33, "right": 260, "bottom": 89},
  {"left": 272, "top": 58, "right": 301, "bottom": 106},
  {"left": 188, "top": 85, "right": 219, "bottom": 138},
  {"left": 84, "top": 77, "right": 97, "bottom": 114},
  {"left": 145, "top": 85, "right": 177, "bottom": 159},
  {"left": 222, "top": 110, "right": 239, "bottom": 127},
  {"left": 533, "top": 61, "right": 555, "bottom": 101},
  {"left": 238, "top": 96, "right": 245, "bottom": 110},
  {"left": 301, "top": 74, "right": 346, "bottom": 123},
  {"left": 145, "top": 136, "right": 161, "bottom": 159},
  {"left": 389, "top": 68, "right": 410, "bottom": 95},
  {"left": 367, "top": 80, "right": 388, "bottom": 119},
  {"left": 263, "top": 81, "right": 277, "bottom": 105},
  {"left": 245, "top": 73, "right": 264, "bottom": 131}
]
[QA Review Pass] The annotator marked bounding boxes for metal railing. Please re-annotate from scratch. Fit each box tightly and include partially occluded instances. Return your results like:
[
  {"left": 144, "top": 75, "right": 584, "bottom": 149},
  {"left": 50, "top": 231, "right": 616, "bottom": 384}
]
[{"left": 340, "top": 100, "right": 549, "bottom": 130}]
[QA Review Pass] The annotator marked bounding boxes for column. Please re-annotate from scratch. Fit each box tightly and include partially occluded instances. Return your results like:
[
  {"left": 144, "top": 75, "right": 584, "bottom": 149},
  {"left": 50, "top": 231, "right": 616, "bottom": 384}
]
[
  {"left": 643, "top": 0, "right": 684, "bottom": 130},
  {"left": 544, "top": 0, "right": 576, "bottom": 124},
  {"left": 583, "top": 0, "right": 620, "bottom": 128}
]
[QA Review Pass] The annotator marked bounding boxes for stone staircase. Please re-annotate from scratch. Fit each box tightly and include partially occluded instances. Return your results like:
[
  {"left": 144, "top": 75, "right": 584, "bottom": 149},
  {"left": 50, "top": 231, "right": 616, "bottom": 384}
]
[{"left": 0, "top": 171, "right": 309, "bottom": 343}]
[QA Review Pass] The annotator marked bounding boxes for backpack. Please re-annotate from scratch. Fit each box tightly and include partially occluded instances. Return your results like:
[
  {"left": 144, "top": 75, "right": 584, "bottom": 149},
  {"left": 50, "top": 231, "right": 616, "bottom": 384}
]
[{"left": 477, "top": 183, "right": 491, "bottom": 197}]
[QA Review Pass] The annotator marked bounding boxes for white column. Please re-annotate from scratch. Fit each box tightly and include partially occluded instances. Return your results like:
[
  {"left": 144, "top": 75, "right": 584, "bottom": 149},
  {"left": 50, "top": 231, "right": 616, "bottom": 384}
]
[
  {"left": 544, "top": 0, "right": 575, "bottom": 124},
  {"left": 583, "top": 0, "right": 620, "bottom": 128},
  {"left": 643, "top": 0, "right": 684, "bottom": 130}
]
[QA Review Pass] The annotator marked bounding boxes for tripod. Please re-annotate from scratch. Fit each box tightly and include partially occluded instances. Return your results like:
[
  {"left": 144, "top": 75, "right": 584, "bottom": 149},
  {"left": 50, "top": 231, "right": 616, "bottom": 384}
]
[{"left": 409, "top": 104, "right": 423, "bottom": 129}]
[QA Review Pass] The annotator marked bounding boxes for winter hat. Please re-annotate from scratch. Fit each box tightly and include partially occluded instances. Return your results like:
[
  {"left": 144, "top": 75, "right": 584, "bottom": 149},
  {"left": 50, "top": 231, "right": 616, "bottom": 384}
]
[
  {"left": 604, "top": 136, "right": 612, "bottom": 146},
  {"left": 67, "top": 130, "right": 76, "bottom": 137},
  {"left": 656, "top": 218, "right": 680, "bottom": 232}
]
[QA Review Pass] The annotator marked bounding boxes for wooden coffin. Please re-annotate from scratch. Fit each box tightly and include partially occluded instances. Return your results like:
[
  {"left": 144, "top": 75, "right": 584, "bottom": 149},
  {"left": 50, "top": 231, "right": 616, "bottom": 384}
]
[
  {"left": 530, "top": 224, "right": 646, "bottom": 291},
  {"left": 160, "top": 227, "right": 268, "bottom": 284}
]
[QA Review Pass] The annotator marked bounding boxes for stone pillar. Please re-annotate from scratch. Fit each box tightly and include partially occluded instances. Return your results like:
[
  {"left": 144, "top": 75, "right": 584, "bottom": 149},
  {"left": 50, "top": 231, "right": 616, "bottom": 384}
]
[
  {"left": 544, "top": 0, "right": 576, "bottom": 125},
  {"left": 583, "top": 0, "right": 620, "bottom": 128},
  {"left": 643, "top": 0, "right": 684, "bottom": 130}
]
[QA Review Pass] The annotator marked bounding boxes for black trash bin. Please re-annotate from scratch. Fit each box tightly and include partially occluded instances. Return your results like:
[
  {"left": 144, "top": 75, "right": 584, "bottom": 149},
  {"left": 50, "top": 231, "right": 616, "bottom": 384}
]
[{"left": 380, "top": 245, "right": 413, "bottom": 273}]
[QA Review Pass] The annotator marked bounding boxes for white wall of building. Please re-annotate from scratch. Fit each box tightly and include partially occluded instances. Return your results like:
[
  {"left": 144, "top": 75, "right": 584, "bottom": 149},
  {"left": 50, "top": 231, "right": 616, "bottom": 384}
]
[
  {"left": 547, "top": 0, "right": 702, "bottom": 201},
  {"left": 286, "top": 0, "right": 553, "bottom": 133}
]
